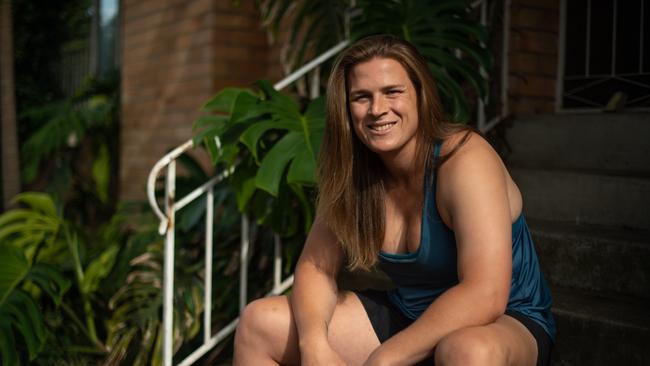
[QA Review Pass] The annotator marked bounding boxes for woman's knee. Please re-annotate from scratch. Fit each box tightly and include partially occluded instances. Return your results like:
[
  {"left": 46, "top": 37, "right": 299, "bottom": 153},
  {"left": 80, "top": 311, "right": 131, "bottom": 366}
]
[
  {"left": 435, "top": 328, "right": 506, "bottom": 366},
  {"left": 235, "top": 296, "right": 291, "bottom": 347}
]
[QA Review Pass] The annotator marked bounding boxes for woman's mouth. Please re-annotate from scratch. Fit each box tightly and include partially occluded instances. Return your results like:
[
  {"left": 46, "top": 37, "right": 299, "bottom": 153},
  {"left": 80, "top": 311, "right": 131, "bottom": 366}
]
[{"left": 367, "top": 121, "right": 397, "bottom": 132}]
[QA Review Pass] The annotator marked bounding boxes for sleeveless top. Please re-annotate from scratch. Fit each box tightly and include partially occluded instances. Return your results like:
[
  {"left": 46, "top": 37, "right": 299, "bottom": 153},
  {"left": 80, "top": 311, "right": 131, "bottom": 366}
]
[{"left": 377, "top": 142, "right": 556, "bottom": 341}]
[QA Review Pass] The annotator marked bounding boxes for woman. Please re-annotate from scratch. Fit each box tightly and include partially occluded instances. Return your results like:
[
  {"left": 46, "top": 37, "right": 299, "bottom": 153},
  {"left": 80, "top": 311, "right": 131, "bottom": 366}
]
[{"left": 234, "top": 35, "right": 555, "bottom": 366}]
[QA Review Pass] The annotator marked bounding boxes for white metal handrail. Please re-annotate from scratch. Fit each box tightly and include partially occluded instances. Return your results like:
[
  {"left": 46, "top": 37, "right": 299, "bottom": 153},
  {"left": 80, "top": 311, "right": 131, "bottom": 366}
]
[
  {"left": 148, "top": 39, "right": 349, "bottom": 366},
  {"left": 147, "top": 2, "right": 509, "bottom": 365}
]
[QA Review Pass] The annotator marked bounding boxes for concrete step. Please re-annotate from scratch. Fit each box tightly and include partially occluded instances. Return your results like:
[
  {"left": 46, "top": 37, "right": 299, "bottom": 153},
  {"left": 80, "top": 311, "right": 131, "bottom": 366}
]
[
  {"left": 503, "top": 113, "right": 650, "bottom": 174},
  {"left": 511, "top": 168, "right": 650, "bottom": 230},
  {"left": 550, "top": 286, "right": 650, "bottom": 366},
  {"left": 529, "top": 219, "right": 650, "bottom": 299}
]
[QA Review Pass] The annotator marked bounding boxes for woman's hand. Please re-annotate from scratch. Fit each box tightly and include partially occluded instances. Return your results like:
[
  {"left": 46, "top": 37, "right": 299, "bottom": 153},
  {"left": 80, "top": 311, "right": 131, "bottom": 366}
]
[
  {"left": 300, "top": 338, "right": 347, "bottom": 366},
  {"left": 362, "top": 345, "right": 400, "bottom": 366}
]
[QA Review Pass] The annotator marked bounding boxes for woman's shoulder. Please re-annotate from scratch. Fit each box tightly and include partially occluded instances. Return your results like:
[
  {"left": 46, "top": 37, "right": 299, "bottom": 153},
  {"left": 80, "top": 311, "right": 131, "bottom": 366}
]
[
  {"left": 438, "top": 130, "right": 498, "bottom": 167},
  {"left": 435, "top": 130, "right": 515, "bottom": 227},
  {"left": 436, "top": 130, "right": 507, "bottom": 197}
]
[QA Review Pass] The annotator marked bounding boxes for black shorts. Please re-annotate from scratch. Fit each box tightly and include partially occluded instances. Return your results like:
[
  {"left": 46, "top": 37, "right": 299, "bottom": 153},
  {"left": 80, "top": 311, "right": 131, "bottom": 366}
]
[{"left": 354, "top": 289, "right": 552, "bottom": 366}]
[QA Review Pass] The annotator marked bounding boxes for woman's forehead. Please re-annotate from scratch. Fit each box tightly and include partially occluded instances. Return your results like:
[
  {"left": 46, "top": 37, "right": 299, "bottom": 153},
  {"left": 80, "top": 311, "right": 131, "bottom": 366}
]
[{"left": 347, "top": 58, "right": 412, "bottom": 89}]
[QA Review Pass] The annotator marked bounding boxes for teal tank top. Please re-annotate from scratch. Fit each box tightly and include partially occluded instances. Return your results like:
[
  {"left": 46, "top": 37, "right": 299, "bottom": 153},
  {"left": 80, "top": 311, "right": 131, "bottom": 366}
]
[{"left": 378, "top": 142, "right": 556, "bottom": 341}]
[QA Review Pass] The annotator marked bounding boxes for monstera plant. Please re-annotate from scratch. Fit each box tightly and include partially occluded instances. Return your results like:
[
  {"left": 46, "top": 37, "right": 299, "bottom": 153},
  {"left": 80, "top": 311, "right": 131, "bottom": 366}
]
[
  {"left": 194, "top": 80, "right": 324, "bottom": 236},
  {"left": 259, "top": 0, "right": 492, "bottom": 123}
]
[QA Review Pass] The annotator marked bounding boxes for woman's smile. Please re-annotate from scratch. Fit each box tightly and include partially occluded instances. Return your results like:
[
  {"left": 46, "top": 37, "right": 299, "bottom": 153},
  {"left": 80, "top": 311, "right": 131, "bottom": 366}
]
[
  {"left": 367, "top": 120, "right": 397, "bottom": 133},
  {"left": 347, "top": 57, "right": 419, "bottom": 158}
]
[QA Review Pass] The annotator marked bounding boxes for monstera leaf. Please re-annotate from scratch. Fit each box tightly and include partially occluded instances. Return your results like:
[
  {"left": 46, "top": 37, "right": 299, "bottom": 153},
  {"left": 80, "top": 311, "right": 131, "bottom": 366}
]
[
  {"left": 257, "top": 0, "right": 492, "bottom": 123},
  {"left": 247, "top": 80, "right": 325, "bottom": 196},
  {"left": 0, "top": 243, "right": 70, "bottom": 366},
  {"left": 194, "top": 79, "right": 325, "bottom": 235},
  {"left": 0, "top": 192, "right": 65, "bottom": 263},
  {"left": 195, "top": 80, "right": 325, "bottom": 198},
  {"left": 352, "top": 0, "right": 492, "bottom": 123},
  {"left": 258, "top": 0, "right": 348, "bottom": 74}
]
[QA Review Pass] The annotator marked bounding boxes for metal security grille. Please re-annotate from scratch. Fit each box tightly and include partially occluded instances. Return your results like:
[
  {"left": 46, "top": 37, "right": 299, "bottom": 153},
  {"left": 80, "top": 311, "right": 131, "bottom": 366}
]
[{"left": 558, "top": 0, "right": 650, "bottom": 110}]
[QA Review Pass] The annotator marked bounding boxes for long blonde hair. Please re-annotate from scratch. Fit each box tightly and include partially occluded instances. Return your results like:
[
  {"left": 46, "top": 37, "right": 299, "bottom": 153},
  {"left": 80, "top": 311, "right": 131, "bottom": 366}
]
[{"left": 317, "top": 35, "right": 471, "bottom": 271}]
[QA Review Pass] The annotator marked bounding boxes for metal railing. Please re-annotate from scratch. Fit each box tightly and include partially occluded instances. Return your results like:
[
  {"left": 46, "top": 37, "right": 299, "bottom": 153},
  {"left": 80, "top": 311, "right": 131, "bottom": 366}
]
[
  {"left": 147, "top": 2, "right": 510, "bottom": 365},
  {"left": 148, "top": 39, "right": 349, "bottom": 366},
  {"left": 557, "top": 0, "right": 650, "bottom": 111}
]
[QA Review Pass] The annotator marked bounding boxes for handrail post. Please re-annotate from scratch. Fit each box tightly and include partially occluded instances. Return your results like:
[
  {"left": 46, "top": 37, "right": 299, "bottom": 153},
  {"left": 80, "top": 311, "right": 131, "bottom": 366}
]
[
  {"left": 273, "top": 234, "right": 282, "bottom": 292},
  {"left": 239, "top": 215, "right": 250, "bottom": 313},
  {"left": 163, "top": 161, "right": 177, "bottom": 366},
  {"left": 204, "top": 188, "right": 214, "bottom": 342}
]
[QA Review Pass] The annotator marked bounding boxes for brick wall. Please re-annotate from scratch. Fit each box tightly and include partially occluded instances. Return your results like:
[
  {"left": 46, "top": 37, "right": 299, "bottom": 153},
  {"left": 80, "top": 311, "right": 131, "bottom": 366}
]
[
  {"left": 120, "top": 0, "right": 272, "bottom": 200},
  {"left": 508, "top": 0, "right": 560, "bottom": 116}
]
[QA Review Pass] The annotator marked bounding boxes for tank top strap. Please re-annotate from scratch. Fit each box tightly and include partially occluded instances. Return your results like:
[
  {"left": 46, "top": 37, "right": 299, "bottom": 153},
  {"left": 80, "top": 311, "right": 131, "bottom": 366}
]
[
  {"left": 434, "top": 140, "right": 442, "bottom": 158},
  {"left": 424, "top": 140, "right": 444, "bottom": 222}
]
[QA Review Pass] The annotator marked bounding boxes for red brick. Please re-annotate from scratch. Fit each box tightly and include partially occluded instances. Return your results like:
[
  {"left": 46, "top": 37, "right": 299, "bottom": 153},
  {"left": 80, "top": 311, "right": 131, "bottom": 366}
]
[
  {"left": 214, "top": 13, "right": 260, "bottom": 29},
  {"left": 509, "top": 74, "right": 556, "bottom": 98},
  {"left": 124, "top": 15, "right": 214, "bottom": 47},
  {"left": 511, "top": 29, "right": 558, "bottom": 54},
  {"left": 509, "top": 96, "right": 556, "bottom": 115},
  {"left": 510, "top": 52, "right": 558, "bottom": 76},
  {"left": 512, "top": 0, "right": 559, "bottom": 11},
  {"left": 511, "top": 6, "right": 558, "bottom": 32},
  {"left": 216, "top": 29, "right": 269, "bottom": 47},
  {"left": 120, "top": 0, "right": 272, "bottom": 199}
]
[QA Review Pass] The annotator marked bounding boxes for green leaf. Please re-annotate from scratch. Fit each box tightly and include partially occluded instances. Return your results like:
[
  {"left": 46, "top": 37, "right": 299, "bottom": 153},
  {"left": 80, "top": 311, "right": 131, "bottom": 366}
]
[
  {"left": 230, "top": 91, "right": 266, "bottom": 123},
  {"left": 201, "top": 87, "right": 251, "bottom": 113},
  {"left": 27, "top": 264, "right": 71, "bottom": 306},
  {"left": 81, "top": 245, "right": 119, "bottom": 294},
  {"left": 304, "top": 95, "right": 326, "bottom": 121},
  {"left": 3, "top": 290, "right": 46, "bottom": 360},
  {"left": 256, "top": 80, "right": 301, "bottom": 120},
  {"left": 255, "top": 132, "right": 303, "bottom": 196},
  {"left": 12, "top": 192, "right": 57, "bottom": 217},
  {"left": 0, "top": 319, "right": 18, "bottom": 366},
  {"left": 230, "top": 166, "right": 258, "bottom": 211},
  {"left": 0, "top": 243, "right": 29, "bottom": 305},
  {"left": 92, "top": 143, "right": 111, "bottom": 203},
  {"left": 289, "top": 183, "right": 315, "bottom": 232},
  {"left": 192, "top": 114, "right": 229, "bottom": 131},
  {"left": 287, "top": 144, "right": 317, "bottom": 186},
  {"left": 0, "top": 209, "right": 47, "bottom": 228},
  {"left": 239, "top": 120, "right": 299, "bottom": 162}
]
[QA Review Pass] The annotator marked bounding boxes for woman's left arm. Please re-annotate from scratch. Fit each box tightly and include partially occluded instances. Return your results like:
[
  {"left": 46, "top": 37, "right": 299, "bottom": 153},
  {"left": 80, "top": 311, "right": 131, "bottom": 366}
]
[{"left": 365, "top": 136, "right": 514, "bottom": 366}]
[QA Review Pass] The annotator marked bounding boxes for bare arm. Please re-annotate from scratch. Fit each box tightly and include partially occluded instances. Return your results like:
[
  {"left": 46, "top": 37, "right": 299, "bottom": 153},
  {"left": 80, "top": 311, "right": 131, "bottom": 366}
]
[
  {"left": 366, "top": 135, "right": 513, "bottom": 365},
  {"left": 290, "top": 216, "right": 346, "bottom": 361}
]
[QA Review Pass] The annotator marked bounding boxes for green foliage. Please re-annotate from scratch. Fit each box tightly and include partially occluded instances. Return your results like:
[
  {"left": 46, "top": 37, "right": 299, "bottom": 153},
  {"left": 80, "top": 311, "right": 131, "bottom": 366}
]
[
  {"left": 13, "top": 0, "right": 93, "bottom": 135},
  {"left": 20, "top": 76, "right": 118, "bottom": 185},
  {"left": 352, "top": 0, "right": 492, "bottom": 122},
  {"left": 258, "top": 0, "right": 348, "bottom": 71},
  {"left": 0, "top": 193, "right": 65, "bottom": 263},
  {"left": 102, "top": 156, "right": 273, "bottom": 365},
  {"left": 195, "top": 80, "right": 323, "bottom": 235},
  {"left": 258, "top": 0, "right": 493, "bottom": 123},
  {"left": 0, "top": 233, "right": 70, "bottom": 365}
]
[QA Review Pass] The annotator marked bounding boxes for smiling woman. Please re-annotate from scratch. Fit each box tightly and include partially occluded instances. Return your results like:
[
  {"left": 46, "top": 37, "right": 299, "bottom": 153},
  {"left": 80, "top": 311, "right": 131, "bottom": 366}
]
[
  {"left": 347, "top": 58, "right": 420, "bottom": 158},
  {"left": 233, "top": 35, "right": 555, "bottom": 366}
]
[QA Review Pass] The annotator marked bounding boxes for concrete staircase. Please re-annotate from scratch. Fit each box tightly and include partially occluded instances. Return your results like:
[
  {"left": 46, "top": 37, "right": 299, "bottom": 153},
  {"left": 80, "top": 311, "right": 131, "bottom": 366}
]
[{"left": 503, "top": 113, "right": 650, "bottom": 365}]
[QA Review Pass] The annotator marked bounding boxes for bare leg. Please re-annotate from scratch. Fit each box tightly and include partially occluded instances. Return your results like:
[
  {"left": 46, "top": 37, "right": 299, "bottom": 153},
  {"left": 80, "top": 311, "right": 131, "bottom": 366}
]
[
  {"left": 434, "top": 314, "right": 538, "bottom": 366},
  {"left": 233, "top": 292, "right": 380, "bottom": 366}
]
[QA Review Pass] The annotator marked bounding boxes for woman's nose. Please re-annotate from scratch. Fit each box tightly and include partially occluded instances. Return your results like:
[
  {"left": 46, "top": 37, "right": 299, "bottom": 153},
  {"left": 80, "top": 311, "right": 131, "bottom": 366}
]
[{"left": 370, "top": 96, "right": 389, "bottom": 117}]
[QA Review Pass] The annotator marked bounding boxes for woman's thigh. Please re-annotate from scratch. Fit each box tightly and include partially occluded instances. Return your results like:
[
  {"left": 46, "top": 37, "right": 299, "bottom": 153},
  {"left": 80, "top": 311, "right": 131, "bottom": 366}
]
[
  {"left": 236, "top": 292, "right": 380, "bottom": 365},
  {"left": 434, "top": 314, "right": 537, "bottom": 366}
]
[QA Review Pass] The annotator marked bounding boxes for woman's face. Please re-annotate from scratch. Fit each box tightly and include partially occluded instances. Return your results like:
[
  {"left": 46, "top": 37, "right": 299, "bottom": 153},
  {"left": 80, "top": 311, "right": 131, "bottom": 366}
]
[{"left": 347, "top": 57, "right": 419, "bottom": 158}]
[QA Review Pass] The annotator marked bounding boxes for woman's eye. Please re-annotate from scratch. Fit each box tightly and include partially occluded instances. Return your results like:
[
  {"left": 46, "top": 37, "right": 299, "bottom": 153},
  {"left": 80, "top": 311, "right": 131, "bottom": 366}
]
[{"left": 387, "top": 89, "right": 401, "bottom": 95}]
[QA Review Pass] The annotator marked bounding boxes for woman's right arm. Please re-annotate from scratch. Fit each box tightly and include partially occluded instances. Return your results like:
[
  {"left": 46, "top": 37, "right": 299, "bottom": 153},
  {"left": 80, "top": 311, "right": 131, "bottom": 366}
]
[{"left": 290, "top": 216, "right": 346, "bottom": 364}]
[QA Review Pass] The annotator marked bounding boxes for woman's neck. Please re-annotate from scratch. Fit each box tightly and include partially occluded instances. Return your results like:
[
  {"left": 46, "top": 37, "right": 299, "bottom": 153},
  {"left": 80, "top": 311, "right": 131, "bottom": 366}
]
[{"left": 380, "top": 144, "right": 423, "bottom": 193}]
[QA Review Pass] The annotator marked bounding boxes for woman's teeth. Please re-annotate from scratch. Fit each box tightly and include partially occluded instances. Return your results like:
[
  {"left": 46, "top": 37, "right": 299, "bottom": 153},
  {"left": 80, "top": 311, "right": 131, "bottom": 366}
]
[{"left": 369, "top": 122, "right": 396, "bottom": 131}]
